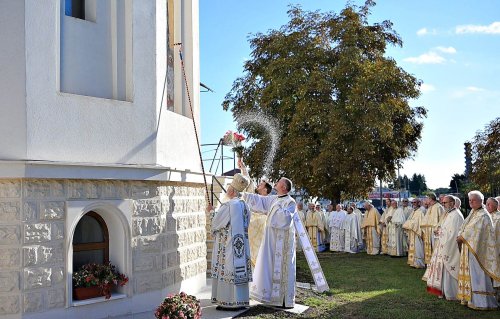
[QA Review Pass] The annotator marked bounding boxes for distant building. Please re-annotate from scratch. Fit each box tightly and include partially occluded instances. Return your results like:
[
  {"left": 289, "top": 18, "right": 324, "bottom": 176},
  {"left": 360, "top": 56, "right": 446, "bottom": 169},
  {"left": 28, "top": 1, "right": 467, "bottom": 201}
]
[
  {"left": 0, "top": 1, "right": 206, "bottom": 318},
  {"left": 369, "top": 187, "right": 410, "bottom": 200}
]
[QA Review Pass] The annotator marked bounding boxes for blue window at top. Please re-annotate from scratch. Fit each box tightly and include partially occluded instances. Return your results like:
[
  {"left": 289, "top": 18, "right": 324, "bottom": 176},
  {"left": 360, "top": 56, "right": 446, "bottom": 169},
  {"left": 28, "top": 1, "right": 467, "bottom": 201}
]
[{"left": 65, "top": 0, "right": 85, "bottom": 20}]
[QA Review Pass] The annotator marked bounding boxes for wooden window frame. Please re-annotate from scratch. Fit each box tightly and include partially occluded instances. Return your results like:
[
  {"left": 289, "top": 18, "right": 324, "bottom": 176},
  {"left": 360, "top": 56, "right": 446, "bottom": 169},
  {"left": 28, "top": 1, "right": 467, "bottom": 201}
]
[{"left": 73, "top": 211, "right": 109, "bottom": 264}]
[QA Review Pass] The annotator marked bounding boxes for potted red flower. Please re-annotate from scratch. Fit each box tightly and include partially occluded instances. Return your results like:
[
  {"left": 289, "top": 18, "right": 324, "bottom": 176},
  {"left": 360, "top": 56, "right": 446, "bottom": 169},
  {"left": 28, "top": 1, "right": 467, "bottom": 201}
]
[{"left": 72, "top": 262, "right": 129, "bottom": 300}]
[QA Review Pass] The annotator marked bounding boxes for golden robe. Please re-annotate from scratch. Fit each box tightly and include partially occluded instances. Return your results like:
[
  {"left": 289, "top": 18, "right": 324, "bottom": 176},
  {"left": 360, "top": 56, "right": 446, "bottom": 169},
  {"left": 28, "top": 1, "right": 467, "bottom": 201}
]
[
  {"left": 457, "top": 208, "right": 500, "bottom": 309},
  {"left": 420, "top": 202, "right": 444, "bottom": 264},
  {"left": 403, "top": 208, "right": 425, "bottom": 268},
  {"left": 361, "top": 207, "right": 381, "bottom": 255},
  {"left": 305, "top": 210, "right": 325, "bottom": 252},
  {"left": 491, "top": 211, "right": 500, "bottom": 227},
  {"left": 379, "top": 207, "right": 393, "bottom": 255}
]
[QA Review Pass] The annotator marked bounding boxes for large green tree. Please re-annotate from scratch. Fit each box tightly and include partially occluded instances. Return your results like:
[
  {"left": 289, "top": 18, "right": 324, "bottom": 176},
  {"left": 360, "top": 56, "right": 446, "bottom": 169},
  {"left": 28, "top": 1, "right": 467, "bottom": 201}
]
[
  {"left": 469, "top": 117, "right": 500, "bottom": 196},
  {"left": 223, "top": 1, "right": 426, "bottom": 202},
  {"left": 391, "top": 173, "right": 428, "bottom": 196}
]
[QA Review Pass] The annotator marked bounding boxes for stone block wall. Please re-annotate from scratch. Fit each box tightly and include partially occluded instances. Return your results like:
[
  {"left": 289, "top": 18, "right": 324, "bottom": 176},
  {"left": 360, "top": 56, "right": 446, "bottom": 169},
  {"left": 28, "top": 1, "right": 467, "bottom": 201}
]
[
  {"left": 0, "top": 178, "right": 206, "bottom": 316},
  {"left": 0, "top": 180, "right": 22, "bottom": 316}
]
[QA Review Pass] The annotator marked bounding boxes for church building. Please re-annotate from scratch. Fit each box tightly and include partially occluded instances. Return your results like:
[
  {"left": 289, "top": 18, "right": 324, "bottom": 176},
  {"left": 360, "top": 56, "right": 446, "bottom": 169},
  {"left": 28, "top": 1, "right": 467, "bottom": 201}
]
[{"left": 0, "top": 1, "right": 207, "bottom": 318}]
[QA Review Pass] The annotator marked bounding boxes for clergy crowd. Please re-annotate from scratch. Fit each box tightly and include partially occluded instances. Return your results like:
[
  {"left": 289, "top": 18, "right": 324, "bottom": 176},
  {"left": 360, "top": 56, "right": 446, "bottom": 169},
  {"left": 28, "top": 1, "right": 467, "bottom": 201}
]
[
  {"left": 300, "top": 192, "right": 500, "bottom": 311},
  {"left": 207, "top": 157, "right": 500, "bottom": 312}
]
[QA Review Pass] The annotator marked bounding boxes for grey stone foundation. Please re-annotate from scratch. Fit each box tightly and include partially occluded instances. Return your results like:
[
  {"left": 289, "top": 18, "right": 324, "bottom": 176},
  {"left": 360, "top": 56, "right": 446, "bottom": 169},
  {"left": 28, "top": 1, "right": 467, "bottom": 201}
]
[{"left": 0, "top": 178, "right": 207, "bottom": 316}]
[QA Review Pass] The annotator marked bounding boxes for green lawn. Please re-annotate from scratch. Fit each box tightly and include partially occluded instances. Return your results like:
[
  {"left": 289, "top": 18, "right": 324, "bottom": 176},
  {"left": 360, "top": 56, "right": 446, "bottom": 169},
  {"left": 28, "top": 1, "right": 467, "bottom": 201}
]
[{"left": 293, "top": 251, "right": 499, "bottom": 319}]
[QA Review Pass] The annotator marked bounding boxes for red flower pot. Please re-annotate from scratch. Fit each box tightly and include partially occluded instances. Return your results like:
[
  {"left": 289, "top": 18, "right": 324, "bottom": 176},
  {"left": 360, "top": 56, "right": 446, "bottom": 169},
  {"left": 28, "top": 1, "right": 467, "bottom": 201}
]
[{"left": 73, "top": 286, "right": 103, "bottom": 300}]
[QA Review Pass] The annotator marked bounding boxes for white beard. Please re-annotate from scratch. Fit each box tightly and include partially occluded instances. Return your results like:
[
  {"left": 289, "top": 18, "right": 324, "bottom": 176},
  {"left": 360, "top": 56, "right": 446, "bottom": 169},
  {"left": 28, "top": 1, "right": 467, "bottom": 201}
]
[{"left": 221, "top": 193, "right": 231, "bottom": 204}]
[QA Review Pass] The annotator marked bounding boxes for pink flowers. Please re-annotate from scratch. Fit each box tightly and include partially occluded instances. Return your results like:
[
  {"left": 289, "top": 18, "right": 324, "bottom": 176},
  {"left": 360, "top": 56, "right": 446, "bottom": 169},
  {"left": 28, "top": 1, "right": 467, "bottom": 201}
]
[
  {"left": 155, "top": 292, "right": 201, "bottom": 319},
  {"left": 222, "top": 130, "right": 245, "bottom": 157}
]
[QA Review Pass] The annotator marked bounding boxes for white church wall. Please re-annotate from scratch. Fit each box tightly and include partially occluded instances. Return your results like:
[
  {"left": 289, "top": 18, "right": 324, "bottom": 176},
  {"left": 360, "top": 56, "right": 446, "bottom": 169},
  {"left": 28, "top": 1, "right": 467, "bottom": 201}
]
[
  {"left": 155, "top": 0, "right": 202, "bottom": 171},
  {"left": 18, "top": 0, "right": 201, "bottom": 174},
  {"left": 0, "top": 0, "right": 27, "bottom": 161},
  {"left": 60, "top": 0, "right": 115, "bottom": 100},
  {"left": 25, "top": 0, "right": 156, "bottom": 166}
]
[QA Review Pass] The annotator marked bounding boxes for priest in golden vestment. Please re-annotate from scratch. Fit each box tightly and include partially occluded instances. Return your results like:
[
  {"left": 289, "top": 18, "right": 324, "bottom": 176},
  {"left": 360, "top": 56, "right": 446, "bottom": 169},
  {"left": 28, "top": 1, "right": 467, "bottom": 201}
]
[
  {"left": 379, "top": 198, "right": 393, "bottom": 255},
  {"left": 420, "top": 193, "right": 444, "bottom": 265},
  {"left": 305, "top": 203, "right": 326, "bottom": 252},
  {"left": 486, "top": 197, "right": 500, "bottom": 227},
  {"left": 237, "top": 158, "right": 272, "bottom": 268},
  {"left": 403, "top": 199, "right": 425, "bottom": 268},
  {"left": 361, "top": 202, "right": 381, "bottom": 255},
  {"left": 486, "top": 197, "right": 500, "bottom": 301},
  {"left": 457, "top": 191, "right": 500, "bottom": 310}
]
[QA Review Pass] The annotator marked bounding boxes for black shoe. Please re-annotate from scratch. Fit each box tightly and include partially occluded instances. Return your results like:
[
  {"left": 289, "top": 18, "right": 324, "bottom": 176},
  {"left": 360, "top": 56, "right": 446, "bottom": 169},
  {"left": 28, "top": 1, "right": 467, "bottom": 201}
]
[{"left": 216, "top": 305, "right": 246, "bottom": 311}]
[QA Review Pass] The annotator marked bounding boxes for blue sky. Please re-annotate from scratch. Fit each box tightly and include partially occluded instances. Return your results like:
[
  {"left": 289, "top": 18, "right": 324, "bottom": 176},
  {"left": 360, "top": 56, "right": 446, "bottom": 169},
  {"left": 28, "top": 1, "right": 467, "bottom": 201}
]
[{"left": 199, "top": 0, "right": 500, "bottom": 189}]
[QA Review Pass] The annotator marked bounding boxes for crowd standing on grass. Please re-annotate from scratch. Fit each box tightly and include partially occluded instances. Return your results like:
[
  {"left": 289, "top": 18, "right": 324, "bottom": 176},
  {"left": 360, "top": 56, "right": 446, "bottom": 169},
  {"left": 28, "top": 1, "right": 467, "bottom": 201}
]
[
  {"left": 300, "top": 191, "right": 500, "bottom": 311},
  {"left": 207, "top": 159, "right": 500, "bottom": 312}
]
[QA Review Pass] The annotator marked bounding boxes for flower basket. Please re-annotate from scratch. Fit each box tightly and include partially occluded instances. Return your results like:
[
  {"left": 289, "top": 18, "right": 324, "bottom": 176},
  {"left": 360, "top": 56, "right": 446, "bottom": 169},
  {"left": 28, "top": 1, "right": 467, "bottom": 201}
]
[
  {"left": 72, "top": 262, "right": 129, "bottom": 300},
  {"left": 73, "top": 286, "right": 103, "bottom": 300},
  {"left": 155, "top": 292, "right": 201, "bottom": 319}
]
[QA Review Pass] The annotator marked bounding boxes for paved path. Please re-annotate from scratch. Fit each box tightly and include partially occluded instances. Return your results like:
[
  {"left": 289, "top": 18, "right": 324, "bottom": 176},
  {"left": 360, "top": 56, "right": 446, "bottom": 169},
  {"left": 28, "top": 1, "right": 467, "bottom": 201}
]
[{"left": 112, "top": 284, "right": 308, "bottom": 319}]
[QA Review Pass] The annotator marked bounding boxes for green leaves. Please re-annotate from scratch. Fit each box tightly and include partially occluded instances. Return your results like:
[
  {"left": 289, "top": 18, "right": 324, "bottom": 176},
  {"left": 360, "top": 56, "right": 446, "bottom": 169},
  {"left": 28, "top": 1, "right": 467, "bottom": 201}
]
[
  {"left": 223, "top": 1, "right": 426, "bottom": 202},
  {"left": 469, "top": 117, "right": 500, "bottom": 195}
]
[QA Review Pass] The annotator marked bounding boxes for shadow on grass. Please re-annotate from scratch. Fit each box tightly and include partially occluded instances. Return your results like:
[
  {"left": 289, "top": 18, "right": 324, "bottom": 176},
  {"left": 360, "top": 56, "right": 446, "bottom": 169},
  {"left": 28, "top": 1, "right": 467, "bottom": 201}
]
[
  {"left": 296, "top": 251, "right": 499, "bottom": 319},
  {"left": 234, "top": 252, "right": 499, "bottom": 318}
]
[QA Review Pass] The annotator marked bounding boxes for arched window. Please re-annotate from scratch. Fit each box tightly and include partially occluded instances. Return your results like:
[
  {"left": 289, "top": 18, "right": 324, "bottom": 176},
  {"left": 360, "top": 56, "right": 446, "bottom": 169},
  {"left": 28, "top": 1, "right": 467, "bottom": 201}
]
[{"left": 72, "top": 211, "right": 109, "bottom": 270}]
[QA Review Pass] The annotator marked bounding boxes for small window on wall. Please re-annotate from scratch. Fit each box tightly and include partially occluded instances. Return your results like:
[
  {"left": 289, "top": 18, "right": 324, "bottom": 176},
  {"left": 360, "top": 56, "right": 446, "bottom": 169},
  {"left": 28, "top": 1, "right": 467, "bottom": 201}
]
[
  {"left": 73, "top": 211, "right": 109, "bottom": 271},
  {"left": 65, "top": 0, "right": 96, "bottom": 22}
]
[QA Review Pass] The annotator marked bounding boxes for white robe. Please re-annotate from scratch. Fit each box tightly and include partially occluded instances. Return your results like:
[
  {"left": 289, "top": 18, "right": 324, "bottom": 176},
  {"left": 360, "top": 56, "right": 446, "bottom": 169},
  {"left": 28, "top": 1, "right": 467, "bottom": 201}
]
[
  {"left": 342, "top": 213, "right": 361, "bottom": 253},
  {"left": 423, "top": 208, "right": 464, "bottom": 300},
  {"left": 243, "top": 193, "right": 297, "bottom": 308},
  {"left": 387, "top": 207, "right": 407, "bottom": 256},
  {"left": 323, "top": 210, "right": 332, "bottom": 245},
  {"left": 352, "top": 208, "right": 364, "bottom": 249},
  {"left": 401, "top": 206, "right": 413, "bottom": 252},
  {"left": 329, "top": 210, "right": 347, "bottom": 252},
  {"left": 211, "top": 198, "right": 252, "bottom": 308}
]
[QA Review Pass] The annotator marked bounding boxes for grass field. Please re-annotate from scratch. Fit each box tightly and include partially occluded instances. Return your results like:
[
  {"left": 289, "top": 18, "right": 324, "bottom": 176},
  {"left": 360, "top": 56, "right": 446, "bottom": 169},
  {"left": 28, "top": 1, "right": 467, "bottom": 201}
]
[{"left": 238, "top": 251, "right": 499, "bottom": 318}]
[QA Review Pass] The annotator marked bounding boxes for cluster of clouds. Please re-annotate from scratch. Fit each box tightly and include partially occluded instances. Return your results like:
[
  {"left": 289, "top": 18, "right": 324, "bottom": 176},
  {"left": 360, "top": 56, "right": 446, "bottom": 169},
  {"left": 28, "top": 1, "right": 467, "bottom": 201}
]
[
  {"left": 417, "top": 21, "right": 500, "bottom": 36},
  {"left": 405, "top": 21, "right": 499, "bottom": 65},
  {"left": 455, "top": 21, "right": 500, "bottom": 34}
]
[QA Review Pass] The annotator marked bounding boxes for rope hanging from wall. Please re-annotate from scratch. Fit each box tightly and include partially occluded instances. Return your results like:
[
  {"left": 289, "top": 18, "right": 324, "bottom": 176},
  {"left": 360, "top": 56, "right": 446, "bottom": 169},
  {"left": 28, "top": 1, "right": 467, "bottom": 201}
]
[{"left": 174, "top": 43, "right": 211, "bottom": 206}]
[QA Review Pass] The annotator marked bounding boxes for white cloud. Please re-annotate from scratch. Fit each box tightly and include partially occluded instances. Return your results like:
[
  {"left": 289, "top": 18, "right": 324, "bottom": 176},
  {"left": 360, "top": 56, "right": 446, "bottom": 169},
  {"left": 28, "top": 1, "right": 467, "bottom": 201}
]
[
  {"left": 420, "top": 83, "right": 436, "bottom": 93},
  {"left": 416, "top": 27, "right": 437, "bottom": 36},
  {"left": 435, "top": 46, "right": 456, "bottom": 54},
  {"left": 403, "top": 46, "right": 456, "bottom": 64},
  {"left": 466, "top": 86, "right": 485, "bottom": 92},
  {"left": 417, "top": 28, "right": 428, "bottom": 36},
  {"left": 451, "top": 86, "right": 490, "bottom": 98},
  {"left": 456, "top": 21, "right": 500, "bottom": 34},
  {"left": 403, "top": 52, "right": 446, "bottom": 64}
]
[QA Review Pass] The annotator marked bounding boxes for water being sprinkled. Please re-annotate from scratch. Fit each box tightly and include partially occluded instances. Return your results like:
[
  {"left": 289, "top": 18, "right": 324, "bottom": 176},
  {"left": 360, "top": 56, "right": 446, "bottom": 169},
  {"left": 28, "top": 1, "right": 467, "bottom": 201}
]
[{"left": 235, "top": 110, "right": 281, "bottom": 177}]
